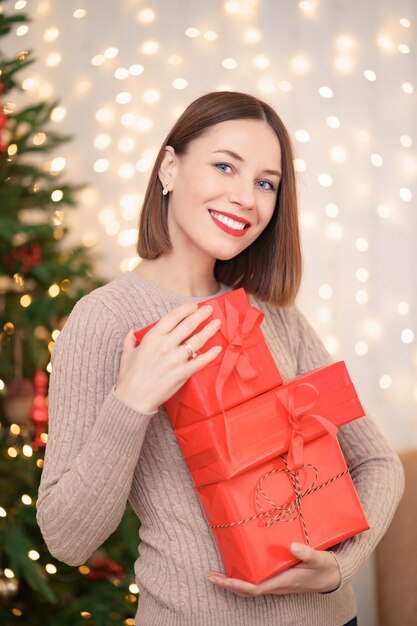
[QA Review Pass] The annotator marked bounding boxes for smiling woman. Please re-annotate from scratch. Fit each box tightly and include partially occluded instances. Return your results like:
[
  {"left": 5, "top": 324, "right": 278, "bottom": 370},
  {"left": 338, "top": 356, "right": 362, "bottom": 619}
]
[
  {"left": 136, "top": 91, "right": 301, "bottom": 305},
  {"left": 37, "top": 91, "right": 404, "bottom": 626}
]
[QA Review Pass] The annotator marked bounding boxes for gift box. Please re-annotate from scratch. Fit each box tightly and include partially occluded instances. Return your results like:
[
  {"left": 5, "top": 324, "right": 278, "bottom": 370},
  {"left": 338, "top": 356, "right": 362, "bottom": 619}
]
[
  {"left": 134, "top": 288, "right": 283, "bottom": 427},
  {"left": 197, "top": 433, "right": 370, "bottom": 583},
  {"left": 176, "top": 360, "right": 365, "bottom": 487}
]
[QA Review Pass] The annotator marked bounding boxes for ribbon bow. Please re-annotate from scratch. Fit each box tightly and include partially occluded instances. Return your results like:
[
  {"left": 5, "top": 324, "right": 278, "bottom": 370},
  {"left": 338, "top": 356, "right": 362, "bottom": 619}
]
[
  {"left": 214, "top": 299, "right": 264, "bottom": 414},
  {"left": 275, "top": 383, "right": 338, "bottom": 470},
  {"left": 256, "top": 458, "right": 318, "bottom": 542}
]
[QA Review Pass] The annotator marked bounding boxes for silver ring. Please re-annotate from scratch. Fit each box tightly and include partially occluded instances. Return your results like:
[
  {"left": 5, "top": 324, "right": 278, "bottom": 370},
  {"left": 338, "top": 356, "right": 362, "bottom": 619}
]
[{"left": 183, "top": 341, "right": 198, "bottom": 359}]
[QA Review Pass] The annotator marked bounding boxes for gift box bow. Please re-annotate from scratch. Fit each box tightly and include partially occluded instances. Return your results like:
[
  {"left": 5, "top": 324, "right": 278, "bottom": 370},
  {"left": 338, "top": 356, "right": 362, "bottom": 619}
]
[
  {"left": 213, "top": 298, "right": 265, "bottom": 413},
  {"left": 275, "top": 382, "right": 339, "bottom": 470}
]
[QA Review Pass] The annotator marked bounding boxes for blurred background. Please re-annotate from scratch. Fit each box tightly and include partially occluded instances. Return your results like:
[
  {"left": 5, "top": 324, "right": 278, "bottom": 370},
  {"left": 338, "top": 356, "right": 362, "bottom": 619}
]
[{"left": 0, "top": 0, "right": 415, "bottom": 624}]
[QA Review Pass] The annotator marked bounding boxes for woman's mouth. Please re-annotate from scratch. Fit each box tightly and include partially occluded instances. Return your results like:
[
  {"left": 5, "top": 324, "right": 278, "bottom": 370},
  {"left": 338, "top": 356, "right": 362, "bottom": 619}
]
[{"left": 208, "top": 210, "right": 251, "bottom": 237}]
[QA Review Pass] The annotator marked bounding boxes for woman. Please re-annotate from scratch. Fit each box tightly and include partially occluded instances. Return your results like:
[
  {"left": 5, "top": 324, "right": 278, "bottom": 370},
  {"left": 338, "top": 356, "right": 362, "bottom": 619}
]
[{"left": 37, "top": 91, "right": 404, "bottom": 626}]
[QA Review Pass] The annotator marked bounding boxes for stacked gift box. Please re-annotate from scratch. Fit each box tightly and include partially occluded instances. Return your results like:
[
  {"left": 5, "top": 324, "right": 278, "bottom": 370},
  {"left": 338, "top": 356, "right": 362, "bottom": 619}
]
[{"left": 134, "top": 288, "right": 369, "bottom": 583}]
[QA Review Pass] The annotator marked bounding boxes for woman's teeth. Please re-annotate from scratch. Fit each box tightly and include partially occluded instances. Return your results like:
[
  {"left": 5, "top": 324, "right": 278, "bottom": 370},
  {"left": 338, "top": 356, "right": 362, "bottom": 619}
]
[{"left": 209, "top": 210, "right": 247, "bottom": 231}]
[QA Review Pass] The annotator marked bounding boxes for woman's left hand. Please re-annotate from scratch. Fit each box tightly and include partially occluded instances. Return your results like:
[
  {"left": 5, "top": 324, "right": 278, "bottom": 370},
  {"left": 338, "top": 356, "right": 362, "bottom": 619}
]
[{"left": 207, "top": 543, "right": 341, "bottom": 597}]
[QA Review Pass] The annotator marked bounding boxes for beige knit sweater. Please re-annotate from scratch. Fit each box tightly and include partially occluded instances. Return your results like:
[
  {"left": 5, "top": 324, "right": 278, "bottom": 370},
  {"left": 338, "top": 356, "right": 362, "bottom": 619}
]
[{"left": 36, "top": 271, "right": 404, "bottom": 626}]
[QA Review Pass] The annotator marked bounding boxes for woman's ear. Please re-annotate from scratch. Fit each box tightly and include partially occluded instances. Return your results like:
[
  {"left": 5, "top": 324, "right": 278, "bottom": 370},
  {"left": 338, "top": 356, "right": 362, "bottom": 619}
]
[{"left": 158, "top": 145, "right": 177, "bottom": 192}]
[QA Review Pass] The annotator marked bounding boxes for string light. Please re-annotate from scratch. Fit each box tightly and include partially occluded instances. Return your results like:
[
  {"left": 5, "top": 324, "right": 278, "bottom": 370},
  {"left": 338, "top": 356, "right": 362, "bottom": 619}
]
[
  {"left": 16, "top": 25, "right": 29, "bottom": 36},
  {"left": 326, "top": 116, "right": 340, "bottom": 129},
  {"left": 317, "top": 173, "right": 333, "bottom": 187},
  {"left": 50, "top": 106, "right": 66, "bottom": 121},
  {"left": 129, "top": 64, "right": 144, "bottom": 75},
  {"left": 222, "top": 58, "right": 238, "bottom": 69},
  {"left": 23, "top": 444, "right": 33, "bottom": 457},
  {"left": 376, "top": 205, "right": 389, "bottom": 221},
  {"left": 356, "top": 268, "right": 370, "bottom": 282},
  {"left": 291, "top": 54, "right": 310, "bottom": 74},
  {"left": 137, "top": 9, "right": 156, "bottom": 24},
  {"left": 44, "top": 27, "right": 59, "bottom": 42},
  {"left": 379, "top": 375, "right": 392, "bottom": 390},
  {"left": 397, "top": 301, "right": 409, "bottom": 316},
  {"left": 114, "top": 67, "right": 129, "bottom": 80},
  {"left": 46, "top": 52, "right": 61, "bottom": 67},
  {"left": 243, "top": 27, "right": 261, "bottom": 43},
  {"left": 401, "top": 329, "right": 414, "bottom": 344},
  {"left": 319, "top": 86, "right": 333, "bottom": 98},
  {"left": 293, "top": 158, "right": 306, "bottom": 172},
  {"left": 319, "top": 284, "right": 333, "bottom": 300},
  {"left": 73, "top": 9, "right": 86, "bottom": 19},
  {"left": 141, "top": 40, "right": 159, "bottom": 55},
  {"left": 399, "top": 188, "right": 412, "bottom": 202},
  {"left": 104, "top": 47, "right": 119, "bottom": 59},
  {"left": 45, "top": 564, "right": 58, "bottom": 574},
  {"left": 172, "top": 78, "right": 188, "bottom": 90},
  {"left": 204, "top": 31, "right": 218, "bottom": 41},
  {"left": 325, "top": 203, "right": 339, "bottom": 218},
  {"left": 185, "top": 27, "right": 200, "bottom": 38},
  {"left": 116, "top": 91, "right": 132, "bottom": 104},
  {"left": 356, "top": 238, "right": 369, "bottom": 252},
  {"left": 398, "top": 44, "right": 410, "bottom": 54},
  {"left": 355, "top": 341, "right": 368, "bottom": 356},
  {"left": 253, "top": 55, "right": 270, "bottom": 69},
  {"left": 364, "top": 70, "right": 376, "bottom": 81},
  {"left": 294, "top": 129, "right": 310, "bottom": 142},
  {"left": 13, "top": 0, "right": 415, "bottom": 451}
]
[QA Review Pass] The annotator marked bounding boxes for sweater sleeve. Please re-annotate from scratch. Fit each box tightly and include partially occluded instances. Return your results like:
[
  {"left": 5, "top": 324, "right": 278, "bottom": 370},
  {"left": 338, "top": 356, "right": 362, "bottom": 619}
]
[
  {"left": 293, "top": 306, "right": 404, "bottom": 589},
  {"left": 36, "top": 295, "right": 155, "bottom": 566}
]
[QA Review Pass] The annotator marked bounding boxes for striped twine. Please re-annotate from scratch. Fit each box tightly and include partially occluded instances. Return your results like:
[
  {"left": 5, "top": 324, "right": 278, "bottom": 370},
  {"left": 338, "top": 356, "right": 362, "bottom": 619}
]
[{"left": 209, "top": 455, "right": 349, "bottom": 545}]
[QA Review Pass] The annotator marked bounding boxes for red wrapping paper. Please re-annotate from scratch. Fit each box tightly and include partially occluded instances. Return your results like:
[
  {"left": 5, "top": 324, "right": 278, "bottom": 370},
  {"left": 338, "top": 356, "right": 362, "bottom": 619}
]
[
  {"left": 134, "top": 288, "right": 283, "bottom": 426},
  {"left": 176, "top": 360, "right": 365, "bottom": 486},
  {"left": 198, "top": 434, "right": 369, "bottom": 583}
]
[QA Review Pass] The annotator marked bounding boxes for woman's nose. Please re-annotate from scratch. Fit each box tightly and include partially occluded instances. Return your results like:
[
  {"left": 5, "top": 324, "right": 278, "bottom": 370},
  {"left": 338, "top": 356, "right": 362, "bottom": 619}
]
[{"left": 228, "top": 180, "right": 255, "bottom": 210}]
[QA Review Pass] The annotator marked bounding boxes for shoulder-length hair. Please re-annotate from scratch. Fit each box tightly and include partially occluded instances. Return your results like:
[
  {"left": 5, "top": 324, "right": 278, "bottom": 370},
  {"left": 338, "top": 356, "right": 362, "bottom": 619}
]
[{"left": 137, "top": 91, "right": 302, "bottom": 307}]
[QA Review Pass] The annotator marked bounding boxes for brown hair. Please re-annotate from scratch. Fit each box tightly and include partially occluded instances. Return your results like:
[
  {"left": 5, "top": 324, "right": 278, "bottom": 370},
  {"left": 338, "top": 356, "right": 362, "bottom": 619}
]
[{"left": 137, "top": 91, "right": 302, "bottom": 307}]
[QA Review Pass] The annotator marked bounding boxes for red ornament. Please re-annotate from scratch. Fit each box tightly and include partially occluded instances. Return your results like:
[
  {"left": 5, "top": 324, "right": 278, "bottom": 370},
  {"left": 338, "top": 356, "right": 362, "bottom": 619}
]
[
  {"left": 30, "top": 370, "right": 49, "bottom": 448},
  {"left": 85, "top": 557, "right": 126, "bottom": 581},
  {"left": 2, "top": 241, "right": 42, "bottom": 274},
  {"left": 0, "top": 81, "right": 7, "bottom": 153}
]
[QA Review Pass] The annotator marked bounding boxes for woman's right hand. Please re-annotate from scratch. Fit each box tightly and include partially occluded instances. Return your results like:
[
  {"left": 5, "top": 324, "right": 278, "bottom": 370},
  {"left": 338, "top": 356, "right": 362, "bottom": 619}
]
[{"left": 114, "top": 302, "right": 223, "bottom": 414}]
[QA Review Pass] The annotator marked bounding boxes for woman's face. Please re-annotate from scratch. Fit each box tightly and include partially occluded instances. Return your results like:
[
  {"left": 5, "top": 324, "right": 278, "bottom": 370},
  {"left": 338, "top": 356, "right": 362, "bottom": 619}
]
[{"left": 159, "top": 118, "right": 282, "bottom": 262}]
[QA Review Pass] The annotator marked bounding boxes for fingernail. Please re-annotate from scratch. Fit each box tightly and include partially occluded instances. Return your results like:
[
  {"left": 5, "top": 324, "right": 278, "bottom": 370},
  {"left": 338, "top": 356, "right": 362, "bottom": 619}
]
[
  {"left": 212, "top": 318, "right": 221, "bottom": 327},
  {"left": 291, "top": 542, "right": 303, "bottom": 556},
  {"left": 208, "top": 572, "right": 226, "bottom": 579}
]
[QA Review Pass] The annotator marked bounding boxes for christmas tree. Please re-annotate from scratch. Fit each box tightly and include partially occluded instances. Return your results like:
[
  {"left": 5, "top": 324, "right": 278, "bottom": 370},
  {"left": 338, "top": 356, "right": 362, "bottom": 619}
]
[{"left": 0, "top": 2, "right": 140, "bottom": 623}]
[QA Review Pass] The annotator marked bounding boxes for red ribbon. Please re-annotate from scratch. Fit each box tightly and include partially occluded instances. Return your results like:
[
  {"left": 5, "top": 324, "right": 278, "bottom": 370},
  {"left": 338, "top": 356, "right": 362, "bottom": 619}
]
[
  {"left": 275, "top": 383, "right": 338, "bottom": 470},
  {"left": 214, "top": 299, "right": 264, "bottom": 414}
]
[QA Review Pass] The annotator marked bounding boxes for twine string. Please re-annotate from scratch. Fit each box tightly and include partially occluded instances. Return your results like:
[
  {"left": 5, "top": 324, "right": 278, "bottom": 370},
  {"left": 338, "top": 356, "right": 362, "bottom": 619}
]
[{"left": 209, "top": 455, "right": 349, "bottom": 545}]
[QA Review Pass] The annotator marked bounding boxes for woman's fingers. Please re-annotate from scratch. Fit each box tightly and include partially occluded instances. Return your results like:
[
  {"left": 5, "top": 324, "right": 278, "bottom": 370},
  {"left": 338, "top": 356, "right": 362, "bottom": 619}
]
[
  {"left": 150, "top": 301, "right": 200, "bottom": 336},
  {"left": 182, "top": 344, "right": 223, "bottom": 376},
  {"left": 167, "top": 304, "right": 215, "bottom": 347},
  {"left": 179, "top": 317, "right": 222, "bottom": 357}
]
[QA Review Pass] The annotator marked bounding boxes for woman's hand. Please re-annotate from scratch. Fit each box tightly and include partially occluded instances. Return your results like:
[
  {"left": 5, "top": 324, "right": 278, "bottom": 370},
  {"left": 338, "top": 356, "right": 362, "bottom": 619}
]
[
  {"left": 207, "top": 543, "right": 341, "bottom": 597},
  {"left": 114, "top": 302, "right": 223, "bottom": 414}
]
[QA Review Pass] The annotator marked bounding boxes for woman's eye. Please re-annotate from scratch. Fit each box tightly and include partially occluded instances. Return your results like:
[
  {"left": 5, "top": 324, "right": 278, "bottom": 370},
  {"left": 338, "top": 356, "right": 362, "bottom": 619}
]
[
  {"left": 257, "top": 180, "right": 275, "bottom": 191},
  {"left": 215, "top": 162, "right": 232, "bottom": 173}
]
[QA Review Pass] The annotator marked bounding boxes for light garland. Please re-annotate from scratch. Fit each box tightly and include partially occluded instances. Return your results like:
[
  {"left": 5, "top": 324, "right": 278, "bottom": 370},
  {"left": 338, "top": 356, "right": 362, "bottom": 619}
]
[{"left": 1, "top": 0, "right": 414, "bottom": 457}]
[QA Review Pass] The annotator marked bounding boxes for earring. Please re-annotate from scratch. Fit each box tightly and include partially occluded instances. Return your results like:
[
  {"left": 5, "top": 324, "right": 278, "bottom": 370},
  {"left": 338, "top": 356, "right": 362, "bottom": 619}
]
[{"left": 162, "top": 183, "right": 169, "bottom": 196}]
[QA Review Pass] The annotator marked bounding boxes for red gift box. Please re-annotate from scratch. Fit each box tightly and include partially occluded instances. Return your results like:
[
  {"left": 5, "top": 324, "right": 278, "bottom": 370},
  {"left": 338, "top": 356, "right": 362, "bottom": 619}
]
[
  {"left": 134, "top": 288, "right": 283, "bottom": 426},
  {"left": 197, "top": 434, "right": 369, "bottom": 583},
  {"left": 176, "top": 360, "right": 365, "bottom": 487}
]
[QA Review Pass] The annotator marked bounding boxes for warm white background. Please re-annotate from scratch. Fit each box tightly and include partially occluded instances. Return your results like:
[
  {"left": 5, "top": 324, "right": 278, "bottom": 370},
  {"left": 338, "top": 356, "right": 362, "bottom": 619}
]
[{"left": 4, "top": 0, "right": 417, "bottom": 623}]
